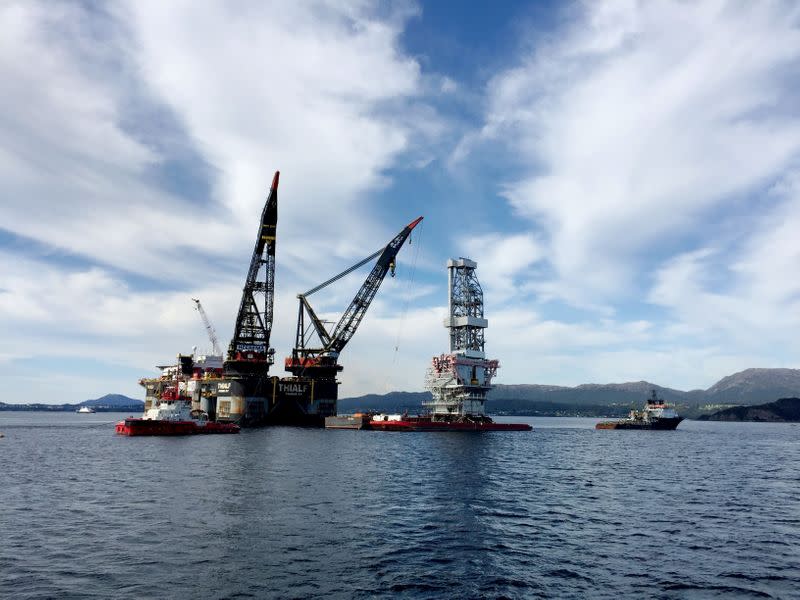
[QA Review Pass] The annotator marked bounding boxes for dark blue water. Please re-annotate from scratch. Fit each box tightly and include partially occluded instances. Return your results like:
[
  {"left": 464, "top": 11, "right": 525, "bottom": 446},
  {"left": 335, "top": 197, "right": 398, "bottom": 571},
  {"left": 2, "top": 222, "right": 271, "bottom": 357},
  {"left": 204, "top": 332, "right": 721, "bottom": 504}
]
[{"left": 1, "top": 413, "right": 798, "bottom": 599}]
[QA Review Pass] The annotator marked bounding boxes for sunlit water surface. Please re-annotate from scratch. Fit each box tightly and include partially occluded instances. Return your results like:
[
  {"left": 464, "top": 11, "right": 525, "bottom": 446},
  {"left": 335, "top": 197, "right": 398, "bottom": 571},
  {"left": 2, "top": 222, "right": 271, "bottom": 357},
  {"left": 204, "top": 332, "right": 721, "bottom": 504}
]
[{"left": 1, "top": 412, "right": 798, "bottom": 599}]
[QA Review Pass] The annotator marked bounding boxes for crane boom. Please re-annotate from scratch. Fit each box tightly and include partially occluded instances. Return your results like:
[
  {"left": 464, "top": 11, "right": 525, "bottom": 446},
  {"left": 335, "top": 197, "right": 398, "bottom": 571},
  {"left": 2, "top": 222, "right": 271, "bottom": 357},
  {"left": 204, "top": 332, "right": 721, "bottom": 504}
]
[
  {"left": 328, "top": 216, "right": 423, "bottom": 353},
  {"left": 192, "top": 298, "right": 221, "bottom": 355},
  {"left": 226, "top": 171, "right": 279, "bottom": 371},
  {"left": 287, "top": 216, "right": 422, "bottom": 375}
]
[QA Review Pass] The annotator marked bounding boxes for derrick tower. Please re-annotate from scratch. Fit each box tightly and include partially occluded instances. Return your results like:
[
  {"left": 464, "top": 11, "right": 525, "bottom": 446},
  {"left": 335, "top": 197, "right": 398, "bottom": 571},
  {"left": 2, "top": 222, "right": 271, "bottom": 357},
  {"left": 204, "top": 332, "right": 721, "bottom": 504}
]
[{"left": 424, "top": 258, "right": 499, "bottom": 419}]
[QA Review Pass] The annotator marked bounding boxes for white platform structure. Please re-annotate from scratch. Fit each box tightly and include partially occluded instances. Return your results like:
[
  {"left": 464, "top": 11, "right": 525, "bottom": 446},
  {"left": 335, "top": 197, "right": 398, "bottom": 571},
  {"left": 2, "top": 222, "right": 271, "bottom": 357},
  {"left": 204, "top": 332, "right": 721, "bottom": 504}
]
[{"left": 424, "top": 258, "right": 499, "bottom": 420}]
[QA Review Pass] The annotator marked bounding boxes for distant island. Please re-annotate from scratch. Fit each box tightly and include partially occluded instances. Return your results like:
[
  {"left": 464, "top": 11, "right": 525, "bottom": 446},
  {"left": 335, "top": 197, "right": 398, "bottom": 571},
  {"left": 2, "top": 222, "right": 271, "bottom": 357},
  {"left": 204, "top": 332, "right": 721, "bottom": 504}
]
[
  {"left": 697, "top": 397, "right": 800, "bottom": 422},
  {"left": 0, "top": 394, "right": 143, "bottom": 413}
]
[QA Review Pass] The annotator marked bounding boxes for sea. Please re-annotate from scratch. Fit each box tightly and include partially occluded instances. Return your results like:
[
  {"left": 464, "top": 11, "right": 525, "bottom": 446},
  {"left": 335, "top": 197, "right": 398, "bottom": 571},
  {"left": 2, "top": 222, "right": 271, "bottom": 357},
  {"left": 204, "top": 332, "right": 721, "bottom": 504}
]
[{"left": 0, "top": 412, "right": 798, "bottom": 599}]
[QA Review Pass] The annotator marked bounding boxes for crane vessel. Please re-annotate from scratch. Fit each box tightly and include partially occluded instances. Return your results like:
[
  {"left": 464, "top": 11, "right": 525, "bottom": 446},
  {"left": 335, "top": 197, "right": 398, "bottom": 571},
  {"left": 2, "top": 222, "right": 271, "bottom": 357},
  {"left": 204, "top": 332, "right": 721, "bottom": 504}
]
[{"left": 137, "top": 171, "right": 422, "bottom": 427}]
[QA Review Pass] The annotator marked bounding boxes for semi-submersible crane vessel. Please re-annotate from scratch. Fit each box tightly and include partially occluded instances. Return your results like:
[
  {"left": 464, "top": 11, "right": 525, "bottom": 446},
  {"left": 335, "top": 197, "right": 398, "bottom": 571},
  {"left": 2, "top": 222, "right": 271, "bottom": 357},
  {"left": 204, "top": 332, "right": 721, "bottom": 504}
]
[{"left": 138, "top": 171, "right": 422, "bottom": 427}]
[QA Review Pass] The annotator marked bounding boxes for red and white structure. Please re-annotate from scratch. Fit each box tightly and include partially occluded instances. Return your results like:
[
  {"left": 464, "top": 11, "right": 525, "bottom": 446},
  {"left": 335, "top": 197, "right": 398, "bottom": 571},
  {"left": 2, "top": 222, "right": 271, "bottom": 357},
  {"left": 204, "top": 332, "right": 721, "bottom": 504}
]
[{"left": 424, "top": 258, "right": 499, "bottom": 420}]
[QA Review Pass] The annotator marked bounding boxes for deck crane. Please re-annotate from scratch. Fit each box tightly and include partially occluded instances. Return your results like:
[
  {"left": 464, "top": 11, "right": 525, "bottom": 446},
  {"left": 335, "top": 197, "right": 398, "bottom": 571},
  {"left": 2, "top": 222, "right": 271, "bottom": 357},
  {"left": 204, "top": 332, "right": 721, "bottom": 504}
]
[
  {"left": 225, "top": 171, "right": 279, "bottom": 374},
  {"left": 285, "top": 216, "right": 423, "bottom": 379},
  {"left": 191, "top": 298, "right": 222, "bottom": 355}
]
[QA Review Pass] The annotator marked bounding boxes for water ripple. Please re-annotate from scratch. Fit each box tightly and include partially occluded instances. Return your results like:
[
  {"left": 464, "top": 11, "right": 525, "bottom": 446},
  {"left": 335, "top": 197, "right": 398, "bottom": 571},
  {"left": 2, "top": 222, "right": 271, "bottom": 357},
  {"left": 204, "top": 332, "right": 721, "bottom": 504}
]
[{"left": 1, "top": 414, "right": 799, "bottom": 599}]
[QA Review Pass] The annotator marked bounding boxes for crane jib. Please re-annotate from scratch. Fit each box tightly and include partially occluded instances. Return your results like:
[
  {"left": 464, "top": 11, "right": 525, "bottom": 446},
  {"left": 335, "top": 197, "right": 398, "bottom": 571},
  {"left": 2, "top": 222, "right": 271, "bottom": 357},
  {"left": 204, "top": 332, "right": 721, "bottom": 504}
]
[
  {"left": 227, "top": 171, "right": 280, "bottom": 365},
  {"left": 290, "top": 215, "right": 423, "bottom": 371}
]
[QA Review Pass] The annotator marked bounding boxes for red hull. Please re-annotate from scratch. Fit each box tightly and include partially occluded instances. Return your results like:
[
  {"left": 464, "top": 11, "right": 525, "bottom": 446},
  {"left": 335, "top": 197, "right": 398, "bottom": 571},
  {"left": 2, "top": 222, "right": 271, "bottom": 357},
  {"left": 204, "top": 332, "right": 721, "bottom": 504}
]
[
  {"left": 115, "top": 418, "right": 240, "bottom": 436},
  {"left": 367, "top": 418, "right": 531, "bottom": 432}
]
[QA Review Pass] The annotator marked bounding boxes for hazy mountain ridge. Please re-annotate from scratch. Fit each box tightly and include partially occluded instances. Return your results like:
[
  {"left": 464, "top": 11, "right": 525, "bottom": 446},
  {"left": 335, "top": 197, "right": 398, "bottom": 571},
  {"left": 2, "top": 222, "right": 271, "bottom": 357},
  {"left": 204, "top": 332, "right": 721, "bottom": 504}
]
[
  {"left": 340, "top": 368, "right": 800, "bottom": 413},
  {"left": 698, "top": 397, "right": 800, "bottom": 422},
  {"left": 5, "top": 369, "right": 800, "bottom": 415},
  {"left": 0, "top": 394, "right": 143, "bottom": 412},
  {"left": 703, "top": 368, "right": 800, "bottom": 404}
]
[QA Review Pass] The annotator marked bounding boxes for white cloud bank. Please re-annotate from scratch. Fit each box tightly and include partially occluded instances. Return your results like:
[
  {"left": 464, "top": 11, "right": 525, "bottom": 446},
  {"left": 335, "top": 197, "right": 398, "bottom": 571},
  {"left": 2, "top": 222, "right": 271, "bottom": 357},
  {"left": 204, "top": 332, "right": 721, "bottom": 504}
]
[
  {"left": 458, "top": 1, "right": 800, "bottom": 388},
  {"left": 4, "top": 1, "right": 800, "bottom": 401},
  {"left": 471, "top": 1, "right": 800, "bottom": 298},
  {"left": 0, "top": 0, "right": 445, "bottom": 402}
]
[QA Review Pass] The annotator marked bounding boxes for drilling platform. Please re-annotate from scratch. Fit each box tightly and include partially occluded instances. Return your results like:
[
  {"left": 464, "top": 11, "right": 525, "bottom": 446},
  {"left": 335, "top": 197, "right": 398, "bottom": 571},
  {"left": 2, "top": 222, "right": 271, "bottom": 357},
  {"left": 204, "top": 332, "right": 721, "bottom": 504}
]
[
  {"left": 423, "top": 258, "right": 499, "bottom": 420},
  {"left": 138, "top": 171, "right": 422, "bottom": 427}
]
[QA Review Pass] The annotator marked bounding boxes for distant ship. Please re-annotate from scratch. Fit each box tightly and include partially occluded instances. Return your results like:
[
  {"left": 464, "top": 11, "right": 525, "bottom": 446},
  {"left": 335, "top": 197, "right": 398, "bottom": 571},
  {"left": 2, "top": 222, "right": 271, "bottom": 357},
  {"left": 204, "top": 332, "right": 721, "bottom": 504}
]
[
  {"left": 76, "top": 406, "right": 95, "bottom": 414},
  {"left": 596, "top": 390, "right": 683, "bottom": 430}
]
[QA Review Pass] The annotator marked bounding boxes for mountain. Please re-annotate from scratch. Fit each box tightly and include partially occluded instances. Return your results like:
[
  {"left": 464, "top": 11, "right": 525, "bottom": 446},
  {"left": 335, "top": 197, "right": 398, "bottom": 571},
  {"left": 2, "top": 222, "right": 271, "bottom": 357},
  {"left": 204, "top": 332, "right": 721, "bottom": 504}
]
[
  {"left": 80, "top": 394, "right": 142, "bottom": 408},
  {"left": 338, "top": 392, "right": 430, "bottom": 413},
  {"left": 703, "top": 368, "right": 800, "bottom": 405},
  {"left": 0, "top": 394, "right": 143, "bottom": 412},
  {"left": 698, "top": 397, "right": 800, "bottom": 422},
  {"left": 488, "top": 382, "right": 687, "bottom": 406},
  {"left": 338, "top": 368, "right": 800, "bottom": 414}
]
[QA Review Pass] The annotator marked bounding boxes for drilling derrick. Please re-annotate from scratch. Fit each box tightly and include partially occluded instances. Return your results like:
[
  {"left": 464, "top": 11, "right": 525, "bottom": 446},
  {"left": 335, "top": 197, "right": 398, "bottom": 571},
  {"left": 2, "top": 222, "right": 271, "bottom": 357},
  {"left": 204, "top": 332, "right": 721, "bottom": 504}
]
[
  {"left": 424, "top": 258, "right": 499, "bottom": 420},
  {"left": 225, "top": 171, "right": 279, "bottom": 374}
]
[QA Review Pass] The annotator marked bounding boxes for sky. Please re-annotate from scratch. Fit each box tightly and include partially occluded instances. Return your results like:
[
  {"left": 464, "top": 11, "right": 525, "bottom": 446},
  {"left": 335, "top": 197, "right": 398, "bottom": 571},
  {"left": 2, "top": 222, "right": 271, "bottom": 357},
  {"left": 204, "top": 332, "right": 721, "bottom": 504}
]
[{"left": 2, "top": 0, "right": 800, "bottom": 404}]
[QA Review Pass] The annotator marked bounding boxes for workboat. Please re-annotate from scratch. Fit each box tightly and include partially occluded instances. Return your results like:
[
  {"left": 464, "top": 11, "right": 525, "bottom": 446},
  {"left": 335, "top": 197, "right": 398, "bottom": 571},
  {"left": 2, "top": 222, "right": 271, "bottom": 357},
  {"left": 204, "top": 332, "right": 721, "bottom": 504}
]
[
  {"left": 115, "top": 387, "right": 239, "bottom": 436},
  {"left": 596, "top": 390, "right": 683, "bottom": 430}
]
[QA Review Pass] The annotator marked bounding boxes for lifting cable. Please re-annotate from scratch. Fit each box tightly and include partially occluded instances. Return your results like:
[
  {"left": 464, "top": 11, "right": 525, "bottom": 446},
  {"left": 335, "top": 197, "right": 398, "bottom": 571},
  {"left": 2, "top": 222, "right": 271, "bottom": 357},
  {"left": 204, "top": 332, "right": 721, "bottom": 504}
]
[{"left": 385, "top": 219, "right": 425, "bottom": 390}]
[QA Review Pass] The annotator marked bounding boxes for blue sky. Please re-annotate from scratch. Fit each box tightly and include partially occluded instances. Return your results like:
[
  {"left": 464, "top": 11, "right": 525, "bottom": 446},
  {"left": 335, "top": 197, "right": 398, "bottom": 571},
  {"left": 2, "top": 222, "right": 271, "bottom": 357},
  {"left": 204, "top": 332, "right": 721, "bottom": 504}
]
[{"left": 2, "top": 1, "right": 800, "bottom": 403}]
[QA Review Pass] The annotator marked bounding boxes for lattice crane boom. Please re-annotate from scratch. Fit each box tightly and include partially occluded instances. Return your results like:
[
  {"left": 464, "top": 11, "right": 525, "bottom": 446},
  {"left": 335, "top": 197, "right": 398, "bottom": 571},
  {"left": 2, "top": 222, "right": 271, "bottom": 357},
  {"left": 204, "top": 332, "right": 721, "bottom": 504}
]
[
  {"left": 328, "top": 217, "right": 422, "bottom": 353},
  {"left": 287, "top": 216, "right": 422, "bottom": 375},
  {"left": 226, "top": 171, "right": 279, "bottom": 369}
]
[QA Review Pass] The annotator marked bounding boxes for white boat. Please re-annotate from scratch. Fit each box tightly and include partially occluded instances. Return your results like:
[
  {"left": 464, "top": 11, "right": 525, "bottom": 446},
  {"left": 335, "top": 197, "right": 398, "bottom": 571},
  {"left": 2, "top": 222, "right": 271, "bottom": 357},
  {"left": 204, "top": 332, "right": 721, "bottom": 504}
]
[{"left": 76, "top": 406, "right": 95, "bottom": 413}]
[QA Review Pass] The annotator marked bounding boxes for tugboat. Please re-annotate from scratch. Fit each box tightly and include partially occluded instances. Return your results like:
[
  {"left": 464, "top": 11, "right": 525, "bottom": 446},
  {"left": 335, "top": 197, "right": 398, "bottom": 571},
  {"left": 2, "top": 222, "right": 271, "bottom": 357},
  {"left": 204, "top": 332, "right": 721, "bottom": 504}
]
[
  {"left": 596, "top": 390, "right": 683, "bottom": 430},
  {"left": 115, "top": 387, "right": 240, "bottom": 436}
]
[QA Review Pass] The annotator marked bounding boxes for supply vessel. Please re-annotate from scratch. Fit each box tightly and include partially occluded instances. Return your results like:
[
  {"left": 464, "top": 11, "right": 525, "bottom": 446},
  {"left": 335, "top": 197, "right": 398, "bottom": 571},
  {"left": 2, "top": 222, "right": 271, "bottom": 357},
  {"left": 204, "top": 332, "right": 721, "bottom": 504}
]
[
  {"left": 595, "top": 390, "right": 683, "bottom": 430},
  {"left": 117, "top": 360, "right": 239, "bottom": 436},
  {"left": 137, "top": 171, "right": 422, "bottom": 427},
  {"left": 326, "top": 258, "right": 531, "bottom": 432}
]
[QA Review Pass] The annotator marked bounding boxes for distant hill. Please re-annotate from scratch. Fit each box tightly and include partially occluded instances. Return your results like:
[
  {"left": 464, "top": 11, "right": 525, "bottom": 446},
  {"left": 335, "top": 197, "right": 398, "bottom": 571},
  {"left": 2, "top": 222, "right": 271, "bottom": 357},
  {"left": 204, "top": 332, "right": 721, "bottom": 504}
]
[
  {"left": 81, "top": 394, "right": 142, "bottom": 409},
  {"left": 338, "top": 392, "right": 430, "bottom": 413},
  {"left": 6, "top": 367, "right": 800, "bottom": 415},
  {"left": 703, "top": 369, "right": 800, "bottom": 405},
  {"left": 339, "top": 368, "right": 800, "bottom": 415},
  {"left": 337, "top": 392, "right": 630, "bottom": 417},
  {"left": 0, "top": 394, "right": 143, "bottom": 412},
  {"left": 488, "top": 382, "right": 688, "bottom": 406},
  {"left": 697, "top": 397, "right": 800, "bottom": 422}
]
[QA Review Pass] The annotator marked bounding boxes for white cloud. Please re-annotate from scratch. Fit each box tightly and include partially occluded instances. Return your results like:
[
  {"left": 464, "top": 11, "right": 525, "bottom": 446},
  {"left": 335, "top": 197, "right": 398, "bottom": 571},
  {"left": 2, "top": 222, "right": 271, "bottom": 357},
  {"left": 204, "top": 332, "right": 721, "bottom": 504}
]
[
  {"left": 649, "top": 172, "right": 800, "bottom": 348},
  {"left": 455, "top": 232, "right": 542, "bottom": 303},
  {"left": 0, "top": 0, "right": 437, "bottom": 282},
  {"left": 468, "top": 1, "right": 800, "bottom": 302},
  {"left": 0, "top": 1, "right": 450, "bottom": 401},
  {"left": 120, "top": 0, "right": 430, "bottom": 272}
]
